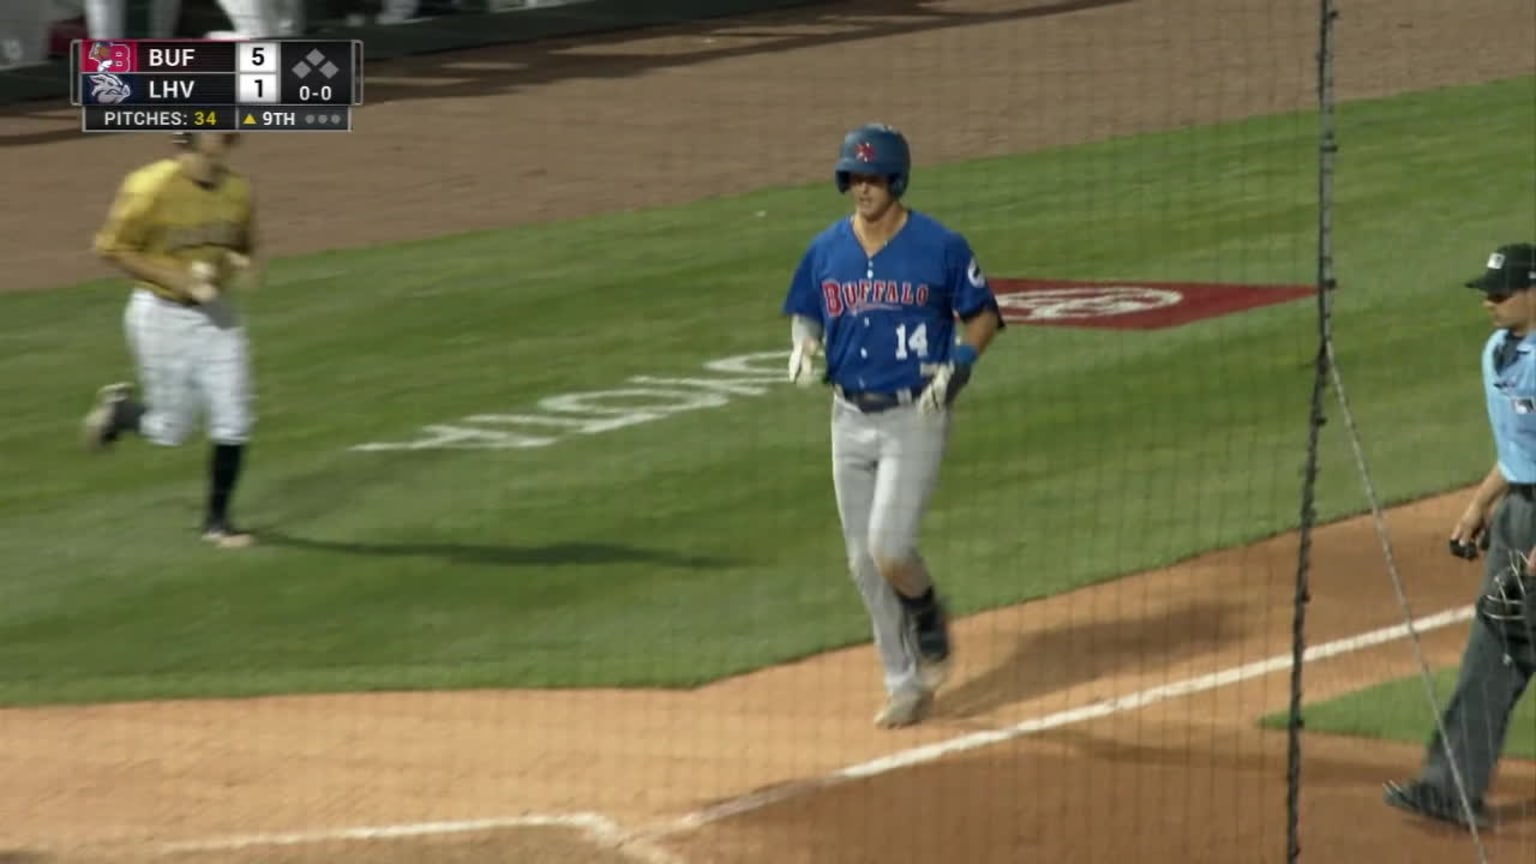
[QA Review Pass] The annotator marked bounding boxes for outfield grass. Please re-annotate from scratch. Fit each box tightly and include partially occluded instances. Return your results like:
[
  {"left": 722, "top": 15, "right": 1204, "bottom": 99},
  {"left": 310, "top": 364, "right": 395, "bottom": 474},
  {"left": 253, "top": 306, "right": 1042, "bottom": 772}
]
[
  {"left": 0, "top": 76, "right": 1530, "bottom": 705},
  {"left": 1261, "top": 667, "right": 1536, "bottom": 761}
]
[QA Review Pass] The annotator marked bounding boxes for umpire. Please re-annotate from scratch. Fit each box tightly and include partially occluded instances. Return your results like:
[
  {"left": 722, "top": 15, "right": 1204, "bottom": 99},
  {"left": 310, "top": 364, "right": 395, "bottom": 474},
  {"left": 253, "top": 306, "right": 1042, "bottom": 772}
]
[{"left": 1384, "top": 242, "right": 1536, "bottom": 830}]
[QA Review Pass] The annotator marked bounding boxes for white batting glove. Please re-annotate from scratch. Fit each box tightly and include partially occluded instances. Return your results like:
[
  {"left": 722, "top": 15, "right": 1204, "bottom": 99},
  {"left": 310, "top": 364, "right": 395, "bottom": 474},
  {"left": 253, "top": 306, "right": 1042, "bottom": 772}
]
[
  {"left": 918, "top": 364, "right": 954, "bottom": 414},
  {"left": 919, "top": 343, "right": 979, "bottom": 414},
  {"left": 788, "top": 339, "right": 823, "bottom": 387}
]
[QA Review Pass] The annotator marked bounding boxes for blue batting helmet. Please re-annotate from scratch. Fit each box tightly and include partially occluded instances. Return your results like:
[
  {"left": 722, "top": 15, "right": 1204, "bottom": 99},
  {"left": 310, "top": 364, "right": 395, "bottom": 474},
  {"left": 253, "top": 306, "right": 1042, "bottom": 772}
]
[{"left": 834, "top": 123, "right": 911, "bottom": 198}]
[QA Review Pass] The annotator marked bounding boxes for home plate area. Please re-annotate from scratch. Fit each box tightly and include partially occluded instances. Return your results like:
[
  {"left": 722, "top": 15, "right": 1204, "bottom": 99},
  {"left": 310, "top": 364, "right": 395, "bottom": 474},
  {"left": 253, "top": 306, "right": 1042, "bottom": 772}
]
[{"left": 993, "top": 278, "right": 1314, "bottom": 330}]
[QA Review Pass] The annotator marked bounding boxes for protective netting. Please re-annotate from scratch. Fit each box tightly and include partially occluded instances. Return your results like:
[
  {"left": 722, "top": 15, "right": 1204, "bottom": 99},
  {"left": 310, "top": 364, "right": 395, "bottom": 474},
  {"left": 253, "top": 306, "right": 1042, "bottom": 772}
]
[{"left": 0, "top": 2, "right": 1531, "bottom": 863}]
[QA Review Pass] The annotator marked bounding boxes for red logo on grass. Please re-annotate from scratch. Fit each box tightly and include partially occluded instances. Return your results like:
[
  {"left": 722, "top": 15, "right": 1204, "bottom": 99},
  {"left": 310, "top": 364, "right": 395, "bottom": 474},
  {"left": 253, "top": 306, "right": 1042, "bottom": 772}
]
[{"left": 992, "top": 278, "right": 1313, "bottom": 330}]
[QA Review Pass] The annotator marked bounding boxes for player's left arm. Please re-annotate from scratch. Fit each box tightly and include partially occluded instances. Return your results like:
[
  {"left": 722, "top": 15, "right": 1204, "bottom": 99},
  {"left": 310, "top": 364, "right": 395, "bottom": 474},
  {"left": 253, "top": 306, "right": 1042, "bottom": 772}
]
[
  {"left": 919, "top": 236, "right": 1003, "bottom": 412},
  {"left": 948, "top": 237, "right": 1004, "bottom": 367},
  {"left": 226, "top": 187, "right": 264, "bottom": 292},
  {"left": 957, "top": 304, "right": 1002, "bottom": 360}
]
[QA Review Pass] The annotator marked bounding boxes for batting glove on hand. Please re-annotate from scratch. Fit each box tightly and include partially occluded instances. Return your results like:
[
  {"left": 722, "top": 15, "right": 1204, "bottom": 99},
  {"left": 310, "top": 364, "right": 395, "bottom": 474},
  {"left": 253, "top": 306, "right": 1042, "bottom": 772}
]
[
  {"left": 919, "top": 343, "right": 979, "bottom": 414},
  {"left": 789, "top": 339, "right": 823, "bottom": 387}
]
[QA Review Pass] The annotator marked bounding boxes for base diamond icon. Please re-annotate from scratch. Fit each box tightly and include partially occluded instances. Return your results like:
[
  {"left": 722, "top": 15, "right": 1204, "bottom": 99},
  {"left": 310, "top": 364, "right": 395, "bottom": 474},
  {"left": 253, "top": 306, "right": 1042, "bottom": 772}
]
[
  {"left": 292, "top": 61, "right": 311, "bottom": 78},
  {"left": 306, "top": 49, "right": 325, "bottom": 65}
]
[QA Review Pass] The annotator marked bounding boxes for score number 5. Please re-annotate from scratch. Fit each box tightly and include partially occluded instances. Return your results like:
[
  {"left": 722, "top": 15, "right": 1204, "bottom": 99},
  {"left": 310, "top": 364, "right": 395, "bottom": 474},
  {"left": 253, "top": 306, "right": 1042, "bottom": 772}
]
[{"left": 237, "top": 41, "right": 278, "bottom": 75}]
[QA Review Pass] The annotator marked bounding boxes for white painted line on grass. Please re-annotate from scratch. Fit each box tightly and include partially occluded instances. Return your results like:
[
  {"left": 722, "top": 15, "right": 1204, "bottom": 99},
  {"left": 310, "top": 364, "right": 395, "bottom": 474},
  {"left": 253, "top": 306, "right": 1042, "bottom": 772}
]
[
  {"left": 665, "top": 605, "right": 1476, "bottom": 832},
  {"left": 158, "top": 811, "right": 684, "bottom": 864}
]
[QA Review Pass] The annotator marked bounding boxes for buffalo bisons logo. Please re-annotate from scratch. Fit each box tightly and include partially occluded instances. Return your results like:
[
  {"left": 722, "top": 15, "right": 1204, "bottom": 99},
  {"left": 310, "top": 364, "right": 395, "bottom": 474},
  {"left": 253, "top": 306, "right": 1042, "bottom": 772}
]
[
  {"left": 854, "top": 141, "right": 876, "bottom": 163},
  {"left": 84, "top": 41, "right": 133, "bottom": 73}
]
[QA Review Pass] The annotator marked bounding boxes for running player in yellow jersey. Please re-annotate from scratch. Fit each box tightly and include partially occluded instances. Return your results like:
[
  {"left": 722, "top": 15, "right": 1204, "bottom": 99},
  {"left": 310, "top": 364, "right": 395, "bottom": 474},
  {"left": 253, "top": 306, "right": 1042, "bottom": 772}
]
[{"left": 82, "top": 131, "right": 263, "bottom": 549}]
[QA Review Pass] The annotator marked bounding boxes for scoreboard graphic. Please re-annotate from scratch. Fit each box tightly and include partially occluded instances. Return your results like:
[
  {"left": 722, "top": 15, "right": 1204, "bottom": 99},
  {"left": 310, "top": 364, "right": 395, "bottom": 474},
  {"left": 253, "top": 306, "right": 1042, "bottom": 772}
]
[{"left": 71, "top": 39, "right": 364, "bottom": 133}]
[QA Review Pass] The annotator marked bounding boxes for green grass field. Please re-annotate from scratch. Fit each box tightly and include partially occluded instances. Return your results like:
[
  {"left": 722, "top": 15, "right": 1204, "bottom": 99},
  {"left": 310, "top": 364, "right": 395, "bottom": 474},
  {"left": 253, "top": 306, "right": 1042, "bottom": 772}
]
[
  {"left": 0, "top": 76, "right": 1531, "bottom": 706},
  {"left": 1261, "top": 667, "right": 1536, "bottom": 761}
]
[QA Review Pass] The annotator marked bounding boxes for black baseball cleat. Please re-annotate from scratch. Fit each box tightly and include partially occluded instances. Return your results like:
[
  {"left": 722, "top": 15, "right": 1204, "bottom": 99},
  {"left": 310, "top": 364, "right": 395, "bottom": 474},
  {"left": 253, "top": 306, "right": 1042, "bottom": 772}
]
[
  {"left": 1382, "top": 780, "right": 1490, "bottom": 830},
  {"left": 909, "top": 596, "right": 952, "bottom": 690},
  {"left": 81, "top": 382, "right": 143, "bottom": 450}
]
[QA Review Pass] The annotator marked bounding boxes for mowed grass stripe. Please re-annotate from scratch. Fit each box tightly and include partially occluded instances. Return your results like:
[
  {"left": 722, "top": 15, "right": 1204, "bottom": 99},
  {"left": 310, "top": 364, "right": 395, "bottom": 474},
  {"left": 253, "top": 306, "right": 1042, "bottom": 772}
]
[
  {"left": 1260, "top": 667, "right": 1536, "bottom": 761},
  {"left": 0, "top": 77, "right": 1529, "bottom": 704}
]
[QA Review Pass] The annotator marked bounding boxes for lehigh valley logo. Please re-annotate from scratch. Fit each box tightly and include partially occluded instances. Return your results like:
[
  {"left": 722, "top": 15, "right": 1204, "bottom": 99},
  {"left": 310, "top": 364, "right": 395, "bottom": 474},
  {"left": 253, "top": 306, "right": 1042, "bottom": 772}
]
[{"left": 89, "top": 73, "right": 132, "bottom": 105}]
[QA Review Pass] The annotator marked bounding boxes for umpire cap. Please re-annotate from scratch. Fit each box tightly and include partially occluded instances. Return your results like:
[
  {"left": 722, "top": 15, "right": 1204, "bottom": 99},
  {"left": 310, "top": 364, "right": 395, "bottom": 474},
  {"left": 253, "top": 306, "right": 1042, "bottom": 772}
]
[{"left": 1466, "top": 242, "right": 1536, "bottom": 296}]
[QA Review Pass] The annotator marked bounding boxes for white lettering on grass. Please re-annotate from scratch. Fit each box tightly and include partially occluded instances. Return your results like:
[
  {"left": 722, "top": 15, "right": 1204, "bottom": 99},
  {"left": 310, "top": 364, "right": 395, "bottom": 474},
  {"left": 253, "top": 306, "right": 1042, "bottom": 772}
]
[
  {"left": 349, "top": 424, "right": 558, "bottom": 452},
  {"left": 700, "top": 353, "right": 791, "bottom": 380},
  {"left": 350, "top": 350, "right": 790, "bottom": 452},
  {"left": 541, "top": 388, "right": 728, "bottom": 416},
  {"left": 627, "top": 377, "right": 771, "bottom": 397}
]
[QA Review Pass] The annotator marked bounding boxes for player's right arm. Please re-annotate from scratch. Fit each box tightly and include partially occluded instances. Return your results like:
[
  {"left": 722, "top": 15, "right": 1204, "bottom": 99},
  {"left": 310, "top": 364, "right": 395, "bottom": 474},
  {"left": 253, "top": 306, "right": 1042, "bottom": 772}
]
[
  {"left": 783, "top": 245, "right": 827, "bottom": 385},
  {"left": 781, "top": 245, "right": 826, "bottom": 326},
  {"left": 93, "top": 172, "right": 204, "bottom": 300},
  {"left": 1453, "top": 463, "right": 1508, "bottom": 548}
]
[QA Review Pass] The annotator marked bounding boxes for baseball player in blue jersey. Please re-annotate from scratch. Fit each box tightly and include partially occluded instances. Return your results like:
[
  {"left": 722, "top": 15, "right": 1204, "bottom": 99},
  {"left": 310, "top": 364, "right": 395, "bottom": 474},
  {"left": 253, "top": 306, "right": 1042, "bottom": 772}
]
[{"left": 781, "top": 123, "right": 1004, "bottom": 728}]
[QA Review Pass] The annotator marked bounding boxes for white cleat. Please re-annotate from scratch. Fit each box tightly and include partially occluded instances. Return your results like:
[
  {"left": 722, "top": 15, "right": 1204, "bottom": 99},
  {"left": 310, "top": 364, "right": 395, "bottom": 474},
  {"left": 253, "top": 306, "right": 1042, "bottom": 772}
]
[
  {"left": 202, "top": 523, "right": 255, "bottom": 550},
  {"left": 874, "top": 689, "right": 932, "bottom": 729}
]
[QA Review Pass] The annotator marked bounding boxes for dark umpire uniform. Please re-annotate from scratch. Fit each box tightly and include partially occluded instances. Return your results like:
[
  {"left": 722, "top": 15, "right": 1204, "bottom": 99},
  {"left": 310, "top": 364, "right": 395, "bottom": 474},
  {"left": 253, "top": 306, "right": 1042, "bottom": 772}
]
[{"left": 1384, "top": 242, "right": 1536, "bottom": 830}]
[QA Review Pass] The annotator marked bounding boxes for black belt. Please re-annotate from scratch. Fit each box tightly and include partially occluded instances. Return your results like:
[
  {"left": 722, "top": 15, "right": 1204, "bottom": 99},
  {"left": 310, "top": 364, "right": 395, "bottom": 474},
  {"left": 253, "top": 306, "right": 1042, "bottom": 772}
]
[
  {"left": 834, "top": 386, "right": 916, "bottom": 414},
  {"left": 1510, "top": 483, "right": 1536, "bottom": 498}
]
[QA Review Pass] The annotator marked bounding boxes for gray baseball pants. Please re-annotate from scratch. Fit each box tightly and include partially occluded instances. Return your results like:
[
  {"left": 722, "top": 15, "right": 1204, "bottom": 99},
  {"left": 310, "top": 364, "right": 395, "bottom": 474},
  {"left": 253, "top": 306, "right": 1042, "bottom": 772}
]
[
  {"left": 1418, "top": 486, "right": 1536, "bottom": 804},
  {"left": 831, "top": 394, "right": 949, "bottom": 698}
]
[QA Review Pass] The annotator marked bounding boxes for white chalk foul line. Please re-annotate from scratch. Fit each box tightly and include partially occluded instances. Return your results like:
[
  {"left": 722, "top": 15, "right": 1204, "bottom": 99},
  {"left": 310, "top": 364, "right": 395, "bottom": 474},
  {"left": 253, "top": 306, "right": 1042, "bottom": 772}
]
[
  {"left": 665, "top": 605, "right": 1476, "bottom": 832},
  {"left": 147, "top": 605, "right": 1475, "bottom": 860},
  {"left": 157, "top": 811, "right": 684, "bottom": 864}
]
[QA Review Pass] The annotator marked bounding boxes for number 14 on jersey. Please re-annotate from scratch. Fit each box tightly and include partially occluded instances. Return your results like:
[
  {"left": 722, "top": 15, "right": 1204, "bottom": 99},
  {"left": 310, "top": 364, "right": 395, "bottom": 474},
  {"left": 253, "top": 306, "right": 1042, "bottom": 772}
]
[{"left": 894, "top": 323, "right": 929, "bottom": 359}]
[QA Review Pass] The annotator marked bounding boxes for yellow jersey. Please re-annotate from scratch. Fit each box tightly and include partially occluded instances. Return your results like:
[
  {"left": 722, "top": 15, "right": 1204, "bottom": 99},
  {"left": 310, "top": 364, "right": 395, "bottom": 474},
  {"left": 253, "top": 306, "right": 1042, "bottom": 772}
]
[{"left": 94, "top": 159, "right": 254, "bottom": 303}]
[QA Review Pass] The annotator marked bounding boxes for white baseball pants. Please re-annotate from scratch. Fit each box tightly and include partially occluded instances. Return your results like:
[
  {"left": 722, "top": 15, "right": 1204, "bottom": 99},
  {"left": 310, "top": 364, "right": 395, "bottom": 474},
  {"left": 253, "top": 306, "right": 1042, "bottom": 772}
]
[{"left": 123, "top": 289, "right": 254, "bottom": 447}]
